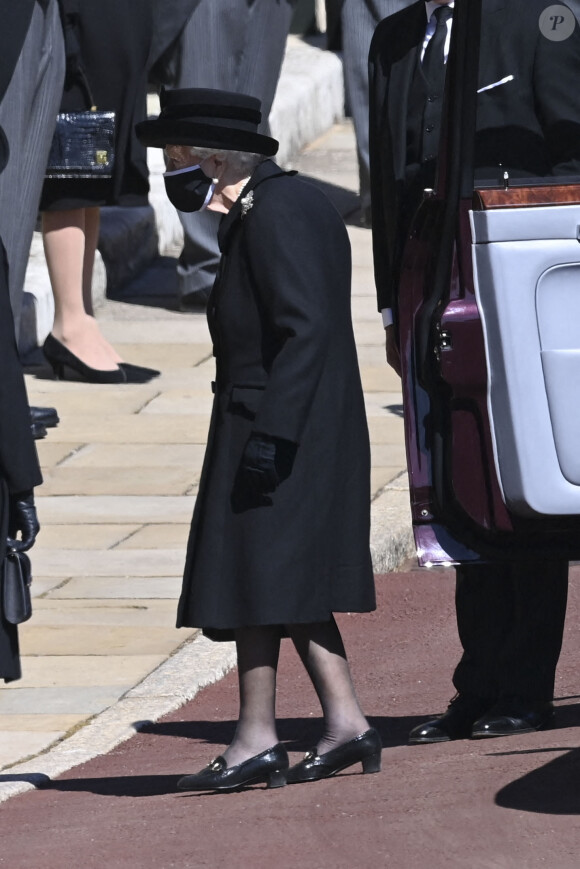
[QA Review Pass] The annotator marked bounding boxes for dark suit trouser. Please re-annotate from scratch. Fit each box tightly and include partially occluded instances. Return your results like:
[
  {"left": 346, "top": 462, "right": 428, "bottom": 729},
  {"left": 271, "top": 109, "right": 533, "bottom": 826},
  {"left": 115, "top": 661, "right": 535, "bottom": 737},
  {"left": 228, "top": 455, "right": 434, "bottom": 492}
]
[
  {"left": 341, "top": 0, "right": 411, "bottom": 210},
  {"left": 0, "top": 0, "right": 64, "bottom": 340},
  {"left": 452, "top": 560, "right": 568, "bottom": 703},
  {"left": 172, "top": 0, "right": 296, "bottom": 301}
]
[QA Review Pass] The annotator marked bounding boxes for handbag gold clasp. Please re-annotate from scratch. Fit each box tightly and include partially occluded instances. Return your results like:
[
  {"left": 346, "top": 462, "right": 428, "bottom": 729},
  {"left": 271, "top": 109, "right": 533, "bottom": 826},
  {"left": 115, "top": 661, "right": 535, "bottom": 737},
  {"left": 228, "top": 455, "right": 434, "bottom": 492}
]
[{"left": 95, "top": 150, "right": 109, "bottom": 165}]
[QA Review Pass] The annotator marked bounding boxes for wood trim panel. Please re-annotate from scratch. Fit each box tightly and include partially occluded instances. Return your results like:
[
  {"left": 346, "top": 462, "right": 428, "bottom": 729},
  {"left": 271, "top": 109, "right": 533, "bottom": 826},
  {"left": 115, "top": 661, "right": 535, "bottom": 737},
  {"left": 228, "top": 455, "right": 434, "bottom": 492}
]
[{"left": 473, "top": 185, "right": 580, "bottom": 210}]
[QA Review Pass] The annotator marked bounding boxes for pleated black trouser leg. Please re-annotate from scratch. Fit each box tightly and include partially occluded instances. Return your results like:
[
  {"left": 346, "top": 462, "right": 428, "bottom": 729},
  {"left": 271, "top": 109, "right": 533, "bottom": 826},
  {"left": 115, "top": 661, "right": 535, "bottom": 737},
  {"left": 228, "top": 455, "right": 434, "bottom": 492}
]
[
  {"left": 452, "top": 560, "right": 569, "bottom": 703},
  {"left": 341, "top": 0, "right": 411, "bottom": 211}
]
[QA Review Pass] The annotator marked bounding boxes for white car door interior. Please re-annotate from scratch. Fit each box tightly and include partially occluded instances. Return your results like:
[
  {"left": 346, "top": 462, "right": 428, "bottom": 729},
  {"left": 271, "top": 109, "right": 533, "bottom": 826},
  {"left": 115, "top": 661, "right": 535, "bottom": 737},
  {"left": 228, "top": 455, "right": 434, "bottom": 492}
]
[{"left": 471, "top": 201, "right": 580, "bottom": 515}]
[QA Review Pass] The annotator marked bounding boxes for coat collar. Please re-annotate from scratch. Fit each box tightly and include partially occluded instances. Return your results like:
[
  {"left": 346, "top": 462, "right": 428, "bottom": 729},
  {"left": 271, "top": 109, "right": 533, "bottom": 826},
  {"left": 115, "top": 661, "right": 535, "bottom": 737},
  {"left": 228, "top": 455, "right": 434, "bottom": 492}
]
[{"left": 217, "top": 159, "right": 290, "bottom": 252}]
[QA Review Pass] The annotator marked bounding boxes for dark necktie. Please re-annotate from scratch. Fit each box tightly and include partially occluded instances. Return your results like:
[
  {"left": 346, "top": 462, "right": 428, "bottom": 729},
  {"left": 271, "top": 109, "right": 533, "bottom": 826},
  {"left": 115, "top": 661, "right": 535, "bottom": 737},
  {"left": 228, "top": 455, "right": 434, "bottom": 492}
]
[{"left": 422, "top": 5, "right": 453, "bottom": 92}]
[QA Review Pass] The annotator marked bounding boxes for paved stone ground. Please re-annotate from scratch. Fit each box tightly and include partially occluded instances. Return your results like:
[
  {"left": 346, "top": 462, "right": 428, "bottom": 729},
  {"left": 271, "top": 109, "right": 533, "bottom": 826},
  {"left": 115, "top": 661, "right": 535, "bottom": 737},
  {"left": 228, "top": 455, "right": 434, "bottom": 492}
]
[
  {"left": 1, "top": 565, "right": 580, "bottom": 868},
  {"left": 0, "top": 120, "right": 410, "bottom": 777}
]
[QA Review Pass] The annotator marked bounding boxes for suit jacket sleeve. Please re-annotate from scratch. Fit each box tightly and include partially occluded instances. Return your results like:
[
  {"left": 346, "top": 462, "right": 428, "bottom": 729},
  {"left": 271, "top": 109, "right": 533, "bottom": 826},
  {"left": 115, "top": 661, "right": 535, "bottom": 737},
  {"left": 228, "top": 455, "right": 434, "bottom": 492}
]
[
  {"left": 0, "top": 242, "right": 42, "bottom": 495},
  {"left": 242, "top": 181, "right": 347, "bottom": 445},
  {"left": 533, "top": 8, "right": 580, "bottom": 176}
]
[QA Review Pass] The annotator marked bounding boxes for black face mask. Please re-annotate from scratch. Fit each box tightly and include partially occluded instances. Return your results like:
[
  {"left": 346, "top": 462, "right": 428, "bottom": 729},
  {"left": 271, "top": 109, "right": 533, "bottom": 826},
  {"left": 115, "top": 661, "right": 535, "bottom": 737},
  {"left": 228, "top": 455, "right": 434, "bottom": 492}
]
[{"left": 163, "top": 164, "right": 216, "bottom": 212}]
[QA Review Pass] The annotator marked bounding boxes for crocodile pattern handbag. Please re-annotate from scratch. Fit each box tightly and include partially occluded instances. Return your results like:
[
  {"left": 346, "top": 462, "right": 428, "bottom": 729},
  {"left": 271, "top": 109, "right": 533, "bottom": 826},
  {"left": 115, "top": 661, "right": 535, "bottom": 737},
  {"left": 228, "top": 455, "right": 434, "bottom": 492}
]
[
  {"left": 45, "top": 66, "right": 116, "bottom": 180},
  {"left": 45, "top": 109, "right": 116, "bottom": 179}
]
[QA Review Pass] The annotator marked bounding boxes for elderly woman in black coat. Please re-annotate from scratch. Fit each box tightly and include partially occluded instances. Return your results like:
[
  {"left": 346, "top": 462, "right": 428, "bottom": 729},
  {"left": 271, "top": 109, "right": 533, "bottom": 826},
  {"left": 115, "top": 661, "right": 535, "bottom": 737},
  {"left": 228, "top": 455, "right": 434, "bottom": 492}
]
[{"left": 137, "top": 88, "right": 380, "bottom": 791}]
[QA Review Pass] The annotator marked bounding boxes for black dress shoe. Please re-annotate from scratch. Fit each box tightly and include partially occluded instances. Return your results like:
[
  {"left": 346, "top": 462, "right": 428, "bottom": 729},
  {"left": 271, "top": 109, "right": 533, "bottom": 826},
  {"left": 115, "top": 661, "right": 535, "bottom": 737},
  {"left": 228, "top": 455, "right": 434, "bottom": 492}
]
[
  {"left": 408, "top": 694, "right": 492, "bottom": 745},
  {"left": 30, "top": 406, "right": 59, "bottom": 428},
  {"left": 177, "top": 744, "right": 288, "bottom": 792},
  {"left": 31, "top": 422, "right": 47, "bottom": 440},
  {"left": 286, "top": 728, "right": 382, "bottom": 783},
  {"left": 471, "top": 699, "right": 554, "bottom": 738}
]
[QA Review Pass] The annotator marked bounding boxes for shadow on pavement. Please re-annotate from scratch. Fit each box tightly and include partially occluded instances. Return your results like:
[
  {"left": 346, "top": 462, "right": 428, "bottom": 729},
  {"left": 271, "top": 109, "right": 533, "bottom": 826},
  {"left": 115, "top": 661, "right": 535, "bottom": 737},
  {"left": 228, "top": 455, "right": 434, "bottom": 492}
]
[
  {"left": 48, "top": 774, "right": 182, "bottom": 798},
  {"left": 495, "top": 746, "right": 580, "bottom": 815},
  {"left": 134, "top": 714, "right": 430, "bottom": 752}
]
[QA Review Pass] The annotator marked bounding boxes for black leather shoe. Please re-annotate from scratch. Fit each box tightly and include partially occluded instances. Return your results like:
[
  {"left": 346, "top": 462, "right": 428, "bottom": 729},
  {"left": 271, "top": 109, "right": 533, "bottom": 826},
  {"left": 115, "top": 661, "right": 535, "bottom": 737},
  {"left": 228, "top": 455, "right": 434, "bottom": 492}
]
[
  {"left": 30, "top": 406, "right": 59, "bottom": 428},
  {"left": 471, "top": 699, "right": 554, "bottom": 738},
  {"left": 286, "top": 728, "right": 382, "bottom": 783},
  {"left": 408, "top": 694, "right": 492, "bottom": 744},
  {"left": 177, "top": 744, "right": 288, "bottom": 792},
  {"left": 31, "top": 422, "right": 47, "bottom": 440}
]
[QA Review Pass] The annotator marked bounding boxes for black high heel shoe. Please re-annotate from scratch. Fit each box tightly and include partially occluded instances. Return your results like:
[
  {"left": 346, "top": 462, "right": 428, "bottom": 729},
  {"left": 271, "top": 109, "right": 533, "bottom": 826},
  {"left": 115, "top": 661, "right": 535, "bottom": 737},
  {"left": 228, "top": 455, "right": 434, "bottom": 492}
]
[
  {"left": 286, "top": 728, "right": 382, "bottom": 783},
  {"left": 43, "top": 335, "right": 161, "bottom": 384},
  {"left": 43, "top": 334, "right": 126, "bottom": 384},
  {"left": 119, "top": 362, "right": 161, "bottom": 383},
  {"left": 177, "top": 744, "right": 289, "bottom": 792}
]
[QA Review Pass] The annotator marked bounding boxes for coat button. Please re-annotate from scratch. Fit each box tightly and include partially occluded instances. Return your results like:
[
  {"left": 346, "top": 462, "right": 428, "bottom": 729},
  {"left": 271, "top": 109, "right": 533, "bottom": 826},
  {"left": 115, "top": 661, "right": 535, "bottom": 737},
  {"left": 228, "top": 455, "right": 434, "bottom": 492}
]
[{"left": 426, "top": 124, "right": 435, "bottom": 133}]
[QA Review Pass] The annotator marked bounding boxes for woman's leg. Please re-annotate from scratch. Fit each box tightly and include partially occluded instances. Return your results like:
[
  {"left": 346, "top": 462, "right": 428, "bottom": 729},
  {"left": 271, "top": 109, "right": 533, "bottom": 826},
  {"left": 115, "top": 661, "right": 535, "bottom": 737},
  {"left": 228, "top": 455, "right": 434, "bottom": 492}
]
[
  {"left": 42, "top": 207, "right": 122, "bottom": 369},
  {"left": 223, "top": 624, "right": 281, "bottom": 768},
  {"left": 288, "top": 617, "right": 369, "bottom": 755}
]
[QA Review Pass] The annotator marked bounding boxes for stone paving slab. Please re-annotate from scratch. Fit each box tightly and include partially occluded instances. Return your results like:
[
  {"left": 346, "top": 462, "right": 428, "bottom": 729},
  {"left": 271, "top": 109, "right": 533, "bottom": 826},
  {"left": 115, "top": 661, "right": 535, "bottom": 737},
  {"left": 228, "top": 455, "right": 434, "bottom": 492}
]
[
  {"left": 35, "top": 442, "right": 85, "bottom": 469},
  {"left": 43, "top": 577, "right": 184, "bottom": 601},
  {"left": 26, "top": 599, "right": 182, "bottom": 627},
  {"left": 39, "top": 466, "right": 196, "bottom": 497},
  {"left": 113, "top": 524, "right": 191, "bottom": 550},
  {"left": 31, "top": 389, "right": 156, "bottom": 417},
  {"left": 1, "top": 655, "right": 167, "bottom": 689},
  {"left": 38, "top": 414, "right": 212, "bottom": 444},
  {"left": 34, "top": 524, "right": 140, "bottom": 549},
  {"left": 35, "top": 496, "right": 194, "bottom": 525},
  {"left": 32, "top": 548, "right": 186, "bottom": 577},
  {"left": 0, "top": 687, "right": 127, "bottom": 716},
  {"left": 0, "top": 714, "right": 86, "bottom": 732},
  {"left": 0, "top": 733, "right": 65, "bottom": 769},
  {"left": 18, "top": 626, "right": 189, "bottom": 658}
]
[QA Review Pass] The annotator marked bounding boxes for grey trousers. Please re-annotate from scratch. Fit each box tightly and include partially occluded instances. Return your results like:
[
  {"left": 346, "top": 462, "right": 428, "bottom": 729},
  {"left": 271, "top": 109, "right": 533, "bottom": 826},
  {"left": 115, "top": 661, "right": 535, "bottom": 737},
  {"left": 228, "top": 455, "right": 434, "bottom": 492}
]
[
  {"left": 341, "top": 0, "right": 412, "bottom": 210},
  {"left": 172, "top": 0, "right": 296, "bottom": 301},
  {"left": 0, "top": 0, "right": 64, "bottom": 337}
]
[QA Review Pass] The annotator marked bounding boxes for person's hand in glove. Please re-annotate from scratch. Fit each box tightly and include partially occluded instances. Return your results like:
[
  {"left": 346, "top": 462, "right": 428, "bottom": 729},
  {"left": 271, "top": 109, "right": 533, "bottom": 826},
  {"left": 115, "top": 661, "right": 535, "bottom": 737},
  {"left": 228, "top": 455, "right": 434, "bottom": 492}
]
[
  {"left": 7, "top": 491, "right": 40, "bottom": 552},
  {"left": 239, "top": 433, "right": 297, "bottom": 496}
]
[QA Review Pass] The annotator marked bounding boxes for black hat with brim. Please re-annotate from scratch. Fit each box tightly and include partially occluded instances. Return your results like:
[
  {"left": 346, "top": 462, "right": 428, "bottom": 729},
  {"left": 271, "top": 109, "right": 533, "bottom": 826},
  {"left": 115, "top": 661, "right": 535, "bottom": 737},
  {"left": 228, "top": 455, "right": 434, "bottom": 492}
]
[{"left": 135, "top": 87, "right": 278, "bottom": 156}]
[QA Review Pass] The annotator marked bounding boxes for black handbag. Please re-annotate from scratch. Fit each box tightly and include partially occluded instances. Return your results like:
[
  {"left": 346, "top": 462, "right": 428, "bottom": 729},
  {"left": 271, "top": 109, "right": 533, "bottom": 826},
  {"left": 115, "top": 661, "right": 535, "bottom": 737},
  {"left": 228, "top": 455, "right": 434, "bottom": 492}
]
[
  {"left": 2, "top": 549, "right": 32, "bottom": 625},
  {"left": 45, "top": 69, "right": 115, "bottom": 179}
]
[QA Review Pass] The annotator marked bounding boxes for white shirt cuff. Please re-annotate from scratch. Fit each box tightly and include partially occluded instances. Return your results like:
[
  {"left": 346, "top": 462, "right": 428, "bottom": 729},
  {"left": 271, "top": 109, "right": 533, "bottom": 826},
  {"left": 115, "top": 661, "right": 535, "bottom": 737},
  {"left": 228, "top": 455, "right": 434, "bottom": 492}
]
[{"left": 381, "top": 308, "right": 393, "bottom": 328}]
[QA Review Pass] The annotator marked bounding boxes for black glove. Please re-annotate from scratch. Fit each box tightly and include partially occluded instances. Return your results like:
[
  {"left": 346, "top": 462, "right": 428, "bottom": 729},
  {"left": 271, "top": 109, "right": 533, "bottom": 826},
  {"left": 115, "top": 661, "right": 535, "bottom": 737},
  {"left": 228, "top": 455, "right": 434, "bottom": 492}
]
[
  {"left": 239, "top": 435, "right": 281, "bottom": 495},
  {"left": 7, "top": 491, "right": 40, "bottom": 552}
]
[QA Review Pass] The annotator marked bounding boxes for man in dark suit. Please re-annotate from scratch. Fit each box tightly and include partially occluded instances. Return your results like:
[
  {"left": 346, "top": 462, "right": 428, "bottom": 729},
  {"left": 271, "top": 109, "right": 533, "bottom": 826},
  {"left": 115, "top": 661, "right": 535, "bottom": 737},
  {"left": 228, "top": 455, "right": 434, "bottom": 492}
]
[
  {"left": 369, "top": 0, "right": 580, "bottom": 742},
  {"left": 0, "top": 132, "right": 42, "bottom": 679},
  {"left": 328, "top": 1, "right": 413, "bottom": 225},
  {"left": 152, "top": 0, "right": 297, "bottom": 309}
]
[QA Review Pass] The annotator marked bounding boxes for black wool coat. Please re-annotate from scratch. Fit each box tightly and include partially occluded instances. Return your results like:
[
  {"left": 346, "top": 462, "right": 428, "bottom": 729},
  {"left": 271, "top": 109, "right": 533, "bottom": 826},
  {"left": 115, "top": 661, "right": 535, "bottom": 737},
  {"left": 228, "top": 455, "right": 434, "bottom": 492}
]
[
  {"left": 177, "top": 161, "right": 375, "bottom": 639},
  {"left": 0, "top": 242, "right": 43, "bottom": 681},
  {"left": 369, "top": 0, "right": 580, "bottom": 312}
]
